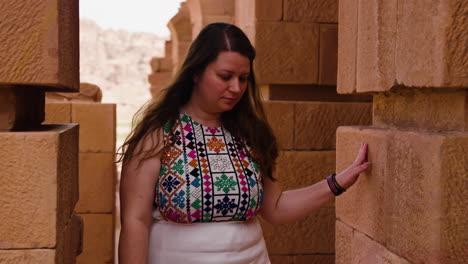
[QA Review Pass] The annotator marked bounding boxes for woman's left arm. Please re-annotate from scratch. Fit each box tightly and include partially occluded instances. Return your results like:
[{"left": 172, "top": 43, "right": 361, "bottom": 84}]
[{"left": 260, "top": 143, "right": 370, "bottom": 225}]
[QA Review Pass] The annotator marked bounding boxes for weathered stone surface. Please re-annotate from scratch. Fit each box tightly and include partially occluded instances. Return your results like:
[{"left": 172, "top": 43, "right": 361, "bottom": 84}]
[
  {"left": 188, "top": 0, "right": 235, "bottom": 39},
  {"left": 440, "top": 135, "right": 468, "bottom": 264},
  {"left": 150, "top": 54, "right": 173, "bottom": 73},
  {"left": 0, "top": 0, "right": 79, "bottom": 91},
  {"left": 261, "top": 207, "right": 335, "bottom": 254},
  {"left": 295, "top": 255, "right": 334, "bottom": 264},
  {"left": 0, "top": 86, "right": 45, "bottom": 131},
  {"left": 335, "top": 220, "right": 353, "bottom": 264},
  {"left": 76, "top": 214, "right": 114, "bottom": 264},
  {"left": 0, "top": 250, "right": 55, "bottom": 263},
  {"left": 71, "top": 103, "right": 116, "bottom": 153},
  {"left": 356, "top": 0, "right": 397, "bottom": 92},
  {"left": 319, "top": 24, "right": 338, "bottom": 85},
  {"left": 164, "top": 40, "right": 172, "bottom": 57},
  {"left": 46, "top": 83, "right": 103, "bottom": 103},
  {"left": 337, "top": 0, "right": 358, "bottom": 94},
  {"left": 396, "top": 0, "right": 468, "bottom": 87},
  {"left": 263, "top": 101, "right": 294, "bottom": 150},
  {"left": 284, "top": 0, "right": 338, "bottom": 23},
  {"left": 56, "top": 213, "right": 83, "bottom": 264},
  {"left": 44, "top": 103, "right": 72, "bottom": 124},
  {"left": 148, "top": 71, "right": 173, "bottom": 97},
  {"left": 336, "top": 126, "right": 468, "bottom": 264},
  {"left": 234, "top": 0, "right": 256, "bottom": 44},
  {"left": 268, "top": 84, "right": 373, "bottom": 102},
  {"left": 335, "top": 126, "right": 387, "bottom": 243},
  {"left": 384, "top": 130, "right": 468, "bottom": 264},
  {"left": 373, "top": 88, "right": 468, "bottom": 132},
  {"left": 0, "top": 125, "right": 78, "bottom": 248},
  {"left": 340, "top": 0, "right": 467, "bottom": 93},
  {"left": 275, "top": 151, "right": 336, "bottom": 189},
  {"left": 150, "top": 57, "right": 161, "bottom": 72},
  {"left": 261, "top": 151, "right": 336, "bottom": 254},
  {"left": 157, "top": 57, "right": 173, "bottom": 73},
  {"left": 76, "top": 153, "right": 115, "bottom": 213},
  {"left": 255, "top": 22, "right": 319, "bottom": 84},
  {"left": 256, "top": 0, "right": 282, "bottom": 21},
  {"left": 336, "top": 220, "right": 412, "bottom": 264},
  {"left": 294, "top": 102, "right": 372, "bottom": 150}
]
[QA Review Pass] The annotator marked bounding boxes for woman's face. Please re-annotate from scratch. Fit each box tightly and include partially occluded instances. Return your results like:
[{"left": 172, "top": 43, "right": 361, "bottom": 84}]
[{"left": 192, "top": 51, "right": 251, "bottom": 113}]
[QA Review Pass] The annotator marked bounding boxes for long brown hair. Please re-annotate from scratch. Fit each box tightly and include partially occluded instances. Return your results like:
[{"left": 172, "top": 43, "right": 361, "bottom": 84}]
[{"left": 116, "top": 23, "right": 278, "bottom": 180}]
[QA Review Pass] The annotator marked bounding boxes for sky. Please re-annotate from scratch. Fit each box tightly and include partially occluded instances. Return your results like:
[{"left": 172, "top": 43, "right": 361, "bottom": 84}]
[{"left": 79, "top": 0, "right": 186, "bottom": 37}]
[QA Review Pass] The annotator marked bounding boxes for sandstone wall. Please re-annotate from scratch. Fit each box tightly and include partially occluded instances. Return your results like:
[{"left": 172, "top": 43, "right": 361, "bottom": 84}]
[
  {"left": 44, "top": 100, "right": 117, "bottom": 264},
  {"left": 0, "top": 0, "right": 82, "bottom": 263},
  {"left": 149, "top": 41, "right": 174, "bottom": 97},
  {"left": 336, "top": 1, "right": 468, "bottom": 263}
]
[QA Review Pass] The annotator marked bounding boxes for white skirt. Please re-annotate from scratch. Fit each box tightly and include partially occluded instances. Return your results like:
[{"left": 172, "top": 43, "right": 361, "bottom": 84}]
[{"left": 148, "top": 210, "right": 271, "bottom": 264}]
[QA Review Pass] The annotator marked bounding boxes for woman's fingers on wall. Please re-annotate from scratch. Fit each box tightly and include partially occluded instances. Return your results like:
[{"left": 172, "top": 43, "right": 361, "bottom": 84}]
[{"left": 353, "top": 143, "right": 368, "bottom": 166}]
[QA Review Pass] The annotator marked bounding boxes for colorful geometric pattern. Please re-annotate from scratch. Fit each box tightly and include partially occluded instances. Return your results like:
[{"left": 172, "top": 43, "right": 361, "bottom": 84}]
[{"left": 154, "top": 112, "right": 264, "bottom": 224}]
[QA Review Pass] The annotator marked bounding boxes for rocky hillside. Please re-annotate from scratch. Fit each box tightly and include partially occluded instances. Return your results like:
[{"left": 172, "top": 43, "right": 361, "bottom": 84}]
[{"left": 80, "top": 19, "right": 166, "bottom": 123}]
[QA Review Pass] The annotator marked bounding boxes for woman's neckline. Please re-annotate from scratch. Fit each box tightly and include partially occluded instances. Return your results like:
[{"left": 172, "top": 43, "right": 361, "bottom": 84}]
[{"left": 180, "top": 109, "right": 223, "bottom": 129}]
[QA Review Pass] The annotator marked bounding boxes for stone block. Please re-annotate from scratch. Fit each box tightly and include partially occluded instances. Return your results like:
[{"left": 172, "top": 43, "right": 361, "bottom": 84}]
[
  {"left": 0, "top": 0, "right": 79, "bottom": 91},
  {"left": 284, "top": 0, "right": 338, "bottom": 23},
  {"left": 57, "top": 213, "right": 83, "bottom": 264},
  {"left": 335, "top": 126, "right": 388, "bottom": 243},
  {"left": 319, "top": 24, "right": 338, "bottom": 85},
  {"left": 0, "top": 85, "right": 45, "bottom": 131},
  {"left": 198, "top": 0, "right": 234, "bottom": 16},
  {"left": 261, "top": 151, "right": 336, "bottom": 254},
  {"left": 395, "top": 0, "right": 467, "bottom": 87},
  {"left": 159, "top": 57, "right": 173, "bottom": 72},
  {"left": 148, "top": 71, "right": 173, "bottom": 86},
  {"left": 71, "top": 103, "right": 116, "bottom": 153},
  {"left": 256, "top": 0, "right": 282, "bottom": 21},
  {"left": 263, "top": 101, "right": 294, "bottom": 150},
  {"left": 336, "top": 220, "right": 412, "bottom": 264},
  {"left": 0, "top": 124, "right": 78, "bottom": 249},
  {"left": 150, "top": 57, "right": 161, "bottom": 72},
  {"left": 76, "top": 153, "right": 116, "bottom": 213},
  {"left": 384, "top": 130, "right": 468, "bottom": 264},
  {"left": 275, "top": 151, "right": 336, "bottom": 189},
  {"left": 356, "top": 0, "right": 397, "bottom": 92},
  {"left": 150, "top": 57, "right": 172, "bottom": 73},
  {"left": 46, "top": 83, "right": 102, "bottom": 103},
  {"left": 77, "top": 214, "right": 114, "bottom": 264},
  {"left": 373, "top": 88, "right": 468, "bottom": 132},
  {"left": 294, "top": 255, "right": 334, "bottom": 264},
  {"left": 268, "top": 84, "right": 373, "bottom": 102},
  {"left": 337, "top": 0, "right": 358, "bottom": 94},
  {"left": 335, "top": 220, "right": 353, "bottom": 264},
  {"left": 294, "top": 102, "right": 372, "bottom": 150},
  {"left": 336, "top": 126, "right": 468, "bottom": 264},
  {"left": 168, "top": 3, "right": 192, "bottom": 72},
  {"left": 341, "top": 0, "right": 467, "bottom": 93},
  {"left": 149, "top": 72, "right": 173, "bottom": 97},
  {"left": 235, "top": 0, "right": 256, "bottom": 44},
  {"left": 261, "top": 207, "right": 335, "bottom": 254},
  {"left": 44, "top": 103, "right": 72, "bottom": 123},
  {"left": 255, "top": 22, "right": 319, "bottom": 85},
  {"left": 0, "top": 250, "right": 55, "bottom": 263},
  {"left": 164, "top": 40, "right": 172, "bottom": 58}
]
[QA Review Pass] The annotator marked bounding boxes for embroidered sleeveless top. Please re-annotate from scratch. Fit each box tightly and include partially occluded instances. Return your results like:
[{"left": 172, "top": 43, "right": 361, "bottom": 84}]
[{"left": 154, "top": 112, "right": 264, "bottom": 224}]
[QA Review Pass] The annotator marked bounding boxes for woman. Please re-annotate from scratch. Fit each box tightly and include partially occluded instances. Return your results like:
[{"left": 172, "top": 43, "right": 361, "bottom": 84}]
[{"left": 117, "top": 22, "right": 370, "bottom": 264}]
